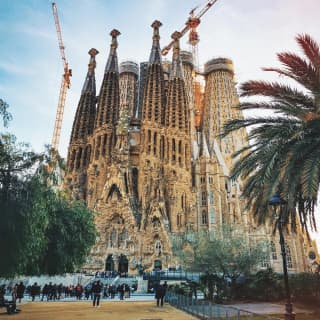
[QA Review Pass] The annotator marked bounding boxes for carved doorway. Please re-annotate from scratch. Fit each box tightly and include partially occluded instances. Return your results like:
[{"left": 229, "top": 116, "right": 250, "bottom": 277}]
[
  {"left": 118, "top": 254, "right": 128, "bottom": 273},
  {"left": 105, "top": 254, "right": 114, "bottom": 271}
]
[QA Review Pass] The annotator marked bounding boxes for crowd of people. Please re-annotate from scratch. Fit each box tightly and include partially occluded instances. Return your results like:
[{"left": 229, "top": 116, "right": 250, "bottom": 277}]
[
  {"left": 0, "top": 280, "right": 137, "bottom": 304},
  {"left": 1, "top": 279, "right": 168, "bottom": 311}
]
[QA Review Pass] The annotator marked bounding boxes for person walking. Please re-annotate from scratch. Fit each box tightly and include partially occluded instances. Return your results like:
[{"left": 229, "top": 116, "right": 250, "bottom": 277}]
[
  {"left": 11, "top": 284, "right": 17, "bottom": 303},
  {"left": 155, "top": 283, "right": 166, "bottom": 307},
  {"left": 75, "top": 283, "right": 83, "bottom": 300},
  {"left": 41, "top": 284, "right": 48, "bottom": 301},
  {"left": 91, "top": 281, "right": 102, "bottom": 307},
  {"left": 30, "top": 283, "right": 38, "bottom": 301},
  {"left": 16, "top": 282, "right": 25, "bottom": 303}
]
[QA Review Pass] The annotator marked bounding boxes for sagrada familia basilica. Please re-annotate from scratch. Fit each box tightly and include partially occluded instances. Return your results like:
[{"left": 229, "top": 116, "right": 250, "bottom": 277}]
[{"left": 64, "top": 21, "right": 314, "bottom": 274}]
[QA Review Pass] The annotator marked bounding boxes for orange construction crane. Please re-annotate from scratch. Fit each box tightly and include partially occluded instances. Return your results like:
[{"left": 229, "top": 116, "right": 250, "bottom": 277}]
[
  {"left": 51, "top": 2, "right": 72, "bottom": 151},
  {"left": 162, "top": 1, "right": 218, "bottom": 132},
  {"left": 161, "top": 0, "right": 218, "bottom": 57}
]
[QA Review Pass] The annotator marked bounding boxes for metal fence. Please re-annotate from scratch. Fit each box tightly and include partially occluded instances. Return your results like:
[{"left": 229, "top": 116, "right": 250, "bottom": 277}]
[
  {"left": 143, "top": 270, "right": 201, "bottom": 282},
  {"left": 166, "top": 292, "right": 282, "bottom": 320}
]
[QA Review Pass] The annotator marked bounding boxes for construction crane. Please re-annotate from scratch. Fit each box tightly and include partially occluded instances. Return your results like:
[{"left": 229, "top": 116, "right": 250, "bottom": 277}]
[
  {"left": 162, "top": 1, "right": 219, "bottom": 132},
  {"left": 161, "top": 0, "right": 218, "bottom": 57},
  {"left": 51, "top": 2, "right": 72, "bottom": 151}
]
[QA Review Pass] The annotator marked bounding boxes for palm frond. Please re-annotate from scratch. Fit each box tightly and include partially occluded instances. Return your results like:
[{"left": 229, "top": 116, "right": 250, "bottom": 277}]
[{"left": 296, "top": 34, "right": 320, "bottom": 70}]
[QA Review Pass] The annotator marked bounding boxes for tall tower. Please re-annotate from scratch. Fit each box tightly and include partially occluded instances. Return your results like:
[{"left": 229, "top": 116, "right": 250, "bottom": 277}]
[
  {"left": 180, "top": 51, "right": 196, "bottom": 138},
  {"left": 93, "top": 29, "right": 121, "bottom": 161},
  {"left": 119, "top": 61, "right": 139, "bottom": 120},
  {"left": 164, "top": 32, "right": 194, "bottom": 233},
  {"left": 138, "top": 20, "right": 166, "bottom": 211},
  {"left": 202, "top": 58, "right": 247, "bottom": 224},
  {"left": 65, "top": 48, "right": 98, "bottom": 200},
  {"left": 137, "top": 62, "right": 148, "bottom": 120},
  {"left": 137, "top": 20, "right": 172, "bottom": 271},
  {"left": 87, "top": 30, "right": 121, "bottom": 206}
]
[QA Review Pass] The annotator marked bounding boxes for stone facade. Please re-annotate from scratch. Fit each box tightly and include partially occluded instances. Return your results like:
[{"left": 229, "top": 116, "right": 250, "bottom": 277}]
[{"left": 64, "top": 22, "right": 311, "bottom": 274}]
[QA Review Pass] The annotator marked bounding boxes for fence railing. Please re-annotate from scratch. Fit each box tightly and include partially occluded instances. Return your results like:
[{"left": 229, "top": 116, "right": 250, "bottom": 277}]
[
  {"left": 143, "top": 270, "right": 201, "bottom": 281},
  {"left": 166, "top": 291, "right": 282, "bottom": 320}
]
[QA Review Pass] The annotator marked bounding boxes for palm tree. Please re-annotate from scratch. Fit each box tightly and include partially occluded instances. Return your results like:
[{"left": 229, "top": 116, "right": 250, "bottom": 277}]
[{"left": 222, "top": 34, "right": 320, "bottom": 233}]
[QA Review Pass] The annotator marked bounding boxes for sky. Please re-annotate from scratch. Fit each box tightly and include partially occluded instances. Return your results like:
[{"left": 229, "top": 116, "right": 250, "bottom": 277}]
[{"left": 1, "top": 1, "right": 320, "bottom": 241}]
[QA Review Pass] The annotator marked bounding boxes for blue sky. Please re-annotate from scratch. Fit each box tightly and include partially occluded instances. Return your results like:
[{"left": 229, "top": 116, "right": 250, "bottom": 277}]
[
  {"left": 0, "top": 0, "right": 319, "bottom": 156},
  {"left": 1, "top": 1, "right": 320, "bottom": 243}
]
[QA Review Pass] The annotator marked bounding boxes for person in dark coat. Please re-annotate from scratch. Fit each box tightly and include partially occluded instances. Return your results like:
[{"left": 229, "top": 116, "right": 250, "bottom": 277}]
[
  {"left": 84, "top": 285, "right": 91, "bottom": 300},
  {"left": 41, "top": 284, "right": 48, "bottom": 301},
  {"left": 16, "top": 282, "right": 25, "bottom": 303},
  {"left": 91, "top": 281, "right": 102, "bottom": 307},
  {"left": 155, "top": 283, "right": 166, "bottom": 307},
  {"left": 30, "top": 283, "right": 39, "bottom": 301}
]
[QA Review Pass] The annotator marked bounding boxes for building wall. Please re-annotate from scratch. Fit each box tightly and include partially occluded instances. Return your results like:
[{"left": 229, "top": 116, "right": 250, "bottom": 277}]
[{"left": 66, "top": 45, "right": 310, "bottom": 274}]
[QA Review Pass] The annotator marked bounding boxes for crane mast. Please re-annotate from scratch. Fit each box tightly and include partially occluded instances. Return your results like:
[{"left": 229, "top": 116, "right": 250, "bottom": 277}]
[{"left": 51, "top": 2, "right": 72, "bottom": 151}]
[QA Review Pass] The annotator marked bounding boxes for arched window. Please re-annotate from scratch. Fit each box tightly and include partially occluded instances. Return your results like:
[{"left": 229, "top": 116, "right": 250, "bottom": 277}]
[
  {"left": 110, "top": 229, "right": 117, "bottom": 248},
  {"left": 153, "top": 132, "right": 157, "bottom": 156},
  {"left": 202, "top": 210, "right": 208, "bottom": 225},
  {"left": 181, "top": 194, "right": 184, "bottom": 209},
  {"left": 271, "top": 241, "right": 277, "bottom": 260},
  {"left": 285, "top": 243, "right": 293, "bottom": 268},
  {"left": 201, "top": 191, "right": 206, "bottom": 206},
  {"left": 76, "top": 147, "right": 82, "bottom": 169},
  {"left": 172, "top": 139, "right": 176, "bottom": 162},
  {"left": 209, "top": 192, "right": 214, "bottom": 205},
  {"left": 147, "top": 130, "right": 151, "bottom": 154},
  {"left": 160, "top": 136, "right": 165, "bottom": 160},
  {"left": 120, "top": 228, "right": 128, "bottom": 248}
]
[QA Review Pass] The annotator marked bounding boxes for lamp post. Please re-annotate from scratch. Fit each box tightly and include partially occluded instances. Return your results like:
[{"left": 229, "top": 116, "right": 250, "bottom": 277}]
[{"left": 268, "top": 195, "right": 295, "bottom": 320}]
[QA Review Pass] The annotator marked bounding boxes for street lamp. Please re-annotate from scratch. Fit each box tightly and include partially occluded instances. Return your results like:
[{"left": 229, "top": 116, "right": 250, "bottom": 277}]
[{"left": 268, "top": 195, "right": 295, "bottom": 320}]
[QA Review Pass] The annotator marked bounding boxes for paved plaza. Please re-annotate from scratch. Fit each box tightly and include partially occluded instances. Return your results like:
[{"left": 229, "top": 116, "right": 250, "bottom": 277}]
[{"left": 0, "top": 301, "right": 198, "bottom": 320}]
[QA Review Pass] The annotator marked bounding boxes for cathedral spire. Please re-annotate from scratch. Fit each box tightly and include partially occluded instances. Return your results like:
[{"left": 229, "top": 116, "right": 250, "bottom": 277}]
[
  {"left": 170, "top": 31, "right": 183, "bottom": 80},
  {"left": 105, "top": 29, "right": 120, "bottom": 73},
  {"left": 165, "top": 32, "right": 189, "bottom": 134},
  {"left": 82, "top": 48, "right": 99, "bottom": 95},
  {"left": 95, "top": 30, "right": 121, "bottom": 128},
  {"left": 70, "top": 48, "right": 99, "bottom": 142},
  {"left": 141, "top": 20, "right": 166, "bottom": 124},
  {"left": 149, "top": 20, "right": 162, "bottom": 64}
]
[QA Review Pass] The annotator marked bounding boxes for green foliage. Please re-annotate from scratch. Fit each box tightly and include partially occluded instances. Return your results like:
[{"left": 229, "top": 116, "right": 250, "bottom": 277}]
[
  {"left": 246, "top": 268, "right": 283, "bottom": 301},
  {"left": 221, "top": 34, "right": 320, "bottom": 232},
  {"left": 35, "top": 199, "right": 97, "bottom": 275},
  {"left": 0, "top": 99, "right": 12, "bottom": 128},
  {"left": 289, "top": 272, "right": 320, "bottom": 303},
  {"left": 0, "top": 133, "right": 96, "bottom": 277},
  {"left": 174, "top": 225, "right": 268, "bottom": 301},
  {"left": 183, "top": 226, "right": 268, "bottom": 279}
]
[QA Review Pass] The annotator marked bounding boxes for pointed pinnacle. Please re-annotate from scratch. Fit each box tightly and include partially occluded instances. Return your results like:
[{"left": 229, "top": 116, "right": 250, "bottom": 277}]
[
  {"left": 171, "top": 31, "right": 181, "bottom": 40},
  {"left": 88, "top": 48, "right": 99, "bottom": 72},
  {"left": 110, "top": 29, "right": 121, "bottom": 49},
  {"left": 151, "top": 20, "right": 162, "bottom": 29},
  {"left": 88, "top": 48, "right": 99, "bottom": 57}
]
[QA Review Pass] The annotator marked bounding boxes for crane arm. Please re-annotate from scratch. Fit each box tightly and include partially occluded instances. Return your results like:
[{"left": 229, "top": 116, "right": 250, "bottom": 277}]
[
  {"left": 52, "top": 2, "right": 67, "bottom": 67},
  {"left": 161, "top": 0, "right": 218, "bottom": 56},
  {"left": 161, "top": 24, "right": 190, "bottom": 55},
  {"left": 51, "top": 2, "right": 71, "bottom": 151},
  {"left": 196, "top": 0, "right": 218, "bottom": 19}
]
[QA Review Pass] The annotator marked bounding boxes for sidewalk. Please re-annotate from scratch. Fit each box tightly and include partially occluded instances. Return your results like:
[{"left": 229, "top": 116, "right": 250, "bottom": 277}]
[{"left": 0, "top": 301, "right": 198, "bottom": 320}]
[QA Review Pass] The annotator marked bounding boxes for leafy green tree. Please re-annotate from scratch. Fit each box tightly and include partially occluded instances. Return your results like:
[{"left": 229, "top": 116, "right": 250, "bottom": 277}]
[
  {"left": 0, "top": 134, "right": 45, "bottom": 276},
  {"left": 222, "top": 34, "right": 320, "bottom": 231},
  {"left": 174, "top": 225, "right": 268, "bottom": 300},
  {"left": 0, "top": 99, "right": 12, "bottom": 128},
  {"left": 0, "top": 133, "right": 96, "bottom": 277}
]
